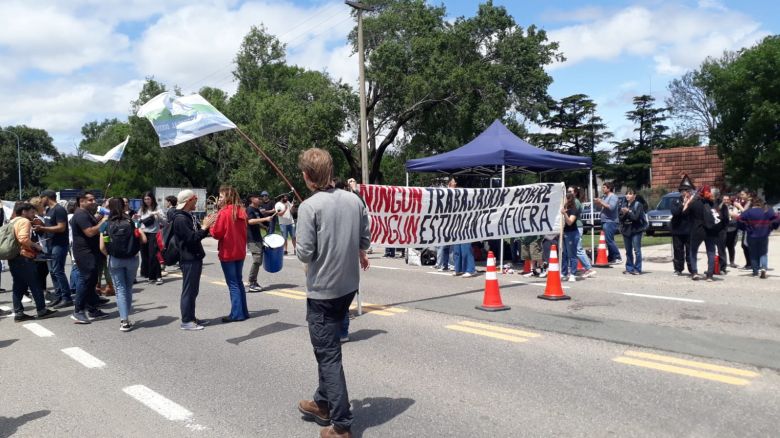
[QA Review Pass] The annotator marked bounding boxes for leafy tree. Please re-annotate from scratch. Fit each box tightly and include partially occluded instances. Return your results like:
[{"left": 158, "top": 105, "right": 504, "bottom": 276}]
[
  {"left": 665, "top": 70, "right": 719, "bottom": 141},
  {"left": 0, "top": 125, "right": 59, "bottom": 199},
  {"left": 700, "top": 36, "right": 780, "bottom": 197}
]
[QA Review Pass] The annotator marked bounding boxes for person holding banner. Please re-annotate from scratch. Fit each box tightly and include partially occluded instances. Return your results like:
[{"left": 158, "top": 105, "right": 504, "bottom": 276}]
[
  {"left": 560, "top": 193, "right": 581, "bottom": 282},
  {"left": 296, "top": 148, "right": 370, "bottom": 438},
  {"left": 210, "top": 186, "right": 250, "bottom": 323}
]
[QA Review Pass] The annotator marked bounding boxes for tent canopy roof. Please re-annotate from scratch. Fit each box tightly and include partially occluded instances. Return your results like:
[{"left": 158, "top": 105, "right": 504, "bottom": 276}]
[{"left": 405, "top": 119, "right": 592, "bottom": 176}]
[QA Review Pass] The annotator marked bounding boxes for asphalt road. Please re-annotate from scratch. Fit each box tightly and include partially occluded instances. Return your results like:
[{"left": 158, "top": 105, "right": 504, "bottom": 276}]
[{"left": 1, "top": 236, "right": 779, "bottom": 437}]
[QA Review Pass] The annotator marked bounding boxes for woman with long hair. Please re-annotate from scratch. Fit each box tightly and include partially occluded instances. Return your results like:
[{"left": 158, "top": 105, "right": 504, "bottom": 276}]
[
  {"left": 619, "top": 189, "right": 646, "bottom": 275},
  {"left": 100, "top": 198, "right": 146, "bottom": 331},
  {"left": 210, "top": 186, "right": 250, "bottom": 323},
  {"left": 138, "top": 191, "right": 164, "bottom": 285},
  {"left": 560, "top": 193, "right": 580, "bottom": 282}
]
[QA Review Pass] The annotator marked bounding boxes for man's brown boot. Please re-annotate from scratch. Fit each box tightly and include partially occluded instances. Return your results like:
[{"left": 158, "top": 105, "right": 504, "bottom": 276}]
[
  {"left": 298, "top": 400, "right": 329, "bottom": 426},
  {"left": 320, "top": 425, "right": 352, "bottom": 438}
]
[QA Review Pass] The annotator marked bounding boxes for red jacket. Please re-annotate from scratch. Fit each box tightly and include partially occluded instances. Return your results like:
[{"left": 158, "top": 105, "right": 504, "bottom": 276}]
[{"left": 210, "top": 205, "right": 248, "bottom": 262}]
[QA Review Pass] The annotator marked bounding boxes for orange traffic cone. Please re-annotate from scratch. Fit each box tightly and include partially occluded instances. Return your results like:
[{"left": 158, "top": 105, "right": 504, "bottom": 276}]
[
  {"left": 593, "top": 231, "right": 611, "bottom": 268},
  {"left": 577, "top": 258, "right": 584, "bottom": 272},
  {"left": 538, "top": 245, "right": 571, "bottom": 301},
  {"left": 522, "top": 259, "right": 532, "bottom": 275},
  {"left": 476, "top": 251, "right": 510, "bottom": 312},
  {"left": 714, "top": 255, "right": 721, "bottom": 275}
]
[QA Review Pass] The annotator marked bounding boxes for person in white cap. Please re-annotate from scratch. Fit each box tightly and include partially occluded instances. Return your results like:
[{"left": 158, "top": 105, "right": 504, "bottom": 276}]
[{"left": 170, "top": 189, "right": 215, "bottom": 330}]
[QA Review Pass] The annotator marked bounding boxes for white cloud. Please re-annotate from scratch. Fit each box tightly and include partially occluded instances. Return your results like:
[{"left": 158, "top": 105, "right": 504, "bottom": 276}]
[{"left": 548, "top": 3, "right": 769, "bottom": 75}]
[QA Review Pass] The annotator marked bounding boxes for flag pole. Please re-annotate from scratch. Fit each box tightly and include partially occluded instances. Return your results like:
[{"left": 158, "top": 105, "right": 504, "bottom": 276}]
[
  {"left": 235, "top": 126, "right": 303, "bottom": 203},
  {"left": 104, "top": 158, "right": 122, "bottom": 199}
]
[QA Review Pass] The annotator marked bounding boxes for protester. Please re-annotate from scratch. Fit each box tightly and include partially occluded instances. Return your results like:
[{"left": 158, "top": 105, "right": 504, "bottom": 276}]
[
  {"left": 452, "top": 242, "right": 477, "bottom": 278},
  {"left": 28, "top": 196, "right": 50, "bottom": 298},
  {"left": 35, "top": 190, "right": 73, "bottom": 308},
  {"left": 7, "top": 202, "right": 57, "bottom": 322},
  {"left": 723, "top": 194, "right": 739, "bottom": 268},
  {"left": 711, "top": 188, "right": 730, "bottom": 274},
  {"left": 594, "top": 182, "right": 622, "bottom": 264},
  {"left": 139, "top": 191, "right": 164, "bottom": 285},
  {"left": 296, "top": 148, "right": 370, "bottom": 438},
  {"left": 520, "top": 235, "right": 544, "bottom": 277},
  {"left": 733, "top": 190, "right": 752, "bottom": 269},
  {"left": 100, "top": 198, "right": 146, "bottom": 331},
  {"left": 560, "top": 193, "right": 580, "bottom": 282},
  {"left": 684, "top": 185, "right": 719, "bottom": 281},
  {"left": 210, "top": 186, "right": 250, "bottom": 323},
  {"left": 435, "top": 177, "right": 457, "bottom": 271},
  {"left": 69, "top": 191, "right": 110, "bottom": 323},
  {"left": 737, "top": 197, "right": 780, "bottom": 278},
  {"left": 619, "top": 189, "right": 646, "bottom": 275},
  {"left": 171, "top": 189, "right": 215, "bottom": 330},
  {"left": 66, "top": 200, "right": 80, "bottom": 295},
  {"left": 671, "top": 180, "right": 694, "bottom": 275},
  {"left": 567, "top": 186, "right": 596, "bottom": 278},
  {"left": 246, "top": 193, "right": 273, "bottom": 293},
  {"left": 278, "top": 194, "right": 296, "bottom": 255},
  {"left": 123, "top": 197, "right": 136, "bottom": 216},
  {"left": 164, "top": 195, "right": 178, "bottom": 222},
  {"left": 541, "top": 234, "right": 559, "bottom": 277},
  {"left": 259, "top": 191, "right": 277, "bottom": 234}
]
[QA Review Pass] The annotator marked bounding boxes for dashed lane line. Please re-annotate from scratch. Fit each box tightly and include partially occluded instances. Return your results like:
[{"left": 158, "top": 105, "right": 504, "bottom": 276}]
[
  {"left": 613, "top": 350, "right": 759, "bottom": 386},
  {"left": 61, "top": 347, "right": 106, "bottom": 369},
  {"left": 610, "top": 292, "right": 705, "bottom": 303},
  {"left": 445, "top": 320, "right": 540, "bottom": 343},
  {"left": 622, "top": 351, "right": 758, "bottom": 377},
  {"left": 23, "top": 322, "right": 55, "bottom": 337},
  {"left": 123, "top": 385, "right": 206, "bottom": 431}
]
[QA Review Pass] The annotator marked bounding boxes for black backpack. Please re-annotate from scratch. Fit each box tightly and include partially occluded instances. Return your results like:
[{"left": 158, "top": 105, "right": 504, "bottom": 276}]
[
  {"left": 107, "top": 219, "right": 140, "bottom": 259},
  {"left": 161, "top": 212, "right": 181, "bottom": 266}
]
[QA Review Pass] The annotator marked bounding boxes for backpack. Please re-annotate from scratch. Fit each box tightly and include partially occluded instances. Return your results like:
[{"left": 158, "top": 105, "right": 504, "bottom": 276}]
[
  {"left": 106, "top": 219, "right": 140, "bottom": 259},
  {"left": 703, "top": 204, "right": 721, "bottom": 231},
  {"left": 160, "top": 212, "right": 181, "bottom": 266},
  {"left": 0, "top": 217, "right": 23, "bottom": 260}
]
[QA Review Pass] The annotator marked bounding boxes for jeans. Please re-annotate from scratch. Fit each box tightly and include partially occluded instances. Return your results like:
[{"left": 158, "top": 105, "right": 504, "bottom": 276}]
[
  {"left": 672, "top": 234, "right": 692, "bottom": 273},
  {"left": 562, "top": 230, "right": 580, "bottom": 276},
  {"left": 576, "top": 227, "right": 592, "bottom": 271},
  {"left": 180, "top": 259, "right": 203, "bottom": 323},
  {"left": 247, "top": 241, "right": 263, "bottom": 285},
  {"left": 9, "top": 257, "right": 47, "bottom": 315},
  {"left": 140, "top": 233, "right": 161, "bottom": 280},
  {"left": 74, "top": 255, "right": 103, "bottom": 314},
  {"left": 436, "top": 246, "right": 453, "bottom": 270},
  {"left": 47, "top": 244, "right": 71, "bottom": 301},
  {"left": 109, "top": 256, "right": 139, "bottom": 320},
  {"left": 280, "top": 223, "right": 295, "bottom": 243},
  {"left": 602, "top": 221, "right": 621, "bottom": 262},
  {"left": 220, "top": 260, "right": 249, "bottom": 320},
  {"left": 307, "top": 291, "right": 356, "bottom": 431},
  {"left": 452, "top": 243, "right": 475, "bottom": 274},
  {"left": 69, "top": 263, "right": 80, "bottom": 294},
  {"left": 623, "top": 233, "right": 643, "bottom": 273},
  {"left": 746, "top": 237, "right": 769, "bottom": 273},
  {"left": 690, "top": 233, "right": 716, "bottom": 276}
]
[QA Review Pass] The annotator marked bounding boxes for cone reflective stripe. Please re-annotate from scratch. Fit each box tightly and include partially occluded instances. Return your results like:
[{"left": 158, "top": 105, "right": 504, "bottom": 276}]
[
  {"left": 593, "top": 231, "right": 611, "bottom": 268},
  {"left": 538, "top": 244, "right": 570, "bottom": 301},
  {"left": 476, "top": 251, "right": 510, "bottom": 312},
  {"left": 522, "top": 259, "right": 532, "bottom": 274}
]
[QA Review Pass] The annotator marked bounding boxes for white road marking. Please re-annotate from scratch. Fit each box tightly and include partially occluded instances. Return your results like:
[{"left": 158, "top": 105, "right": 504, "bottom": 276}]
[
  {"left": 23, "top": 322, "right": 55, "bottom": 337},
  {"left": 372, "top": 265, "right": 402, "bottom": 270},
  {"left": 123, "top": 385, "right": 205, "bottom": 431},
  {"left": 615, "top": 292, "right": 705, "bottom": 303},
  {"left": 61, "top": 347, "right": 106, "bottom": 369},
  {"left": 427, "top": 272, "right": 455, "bottom": 276},
  {"left": 511, "top": 281, "right": 570, "bottom": 289}
]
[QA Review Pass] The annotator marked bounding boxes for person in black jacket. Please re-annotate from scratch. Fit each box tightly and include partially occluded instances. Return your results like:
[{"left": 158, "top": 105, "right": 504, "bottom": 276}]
[
  {"left": 684, "top": 185, "right": 719, "bottom": 281},
  {"left": 172, "top": 190, "right": 215, "bottom": 330},
  {"left": 619, "top": 189, "right": 646, "bottom": 274},
  {"left": 670, "top": 183, "right": 694, "bottom": 275},
  {"left": 711, "top": 188, "right": 730, "bottom": 274}
]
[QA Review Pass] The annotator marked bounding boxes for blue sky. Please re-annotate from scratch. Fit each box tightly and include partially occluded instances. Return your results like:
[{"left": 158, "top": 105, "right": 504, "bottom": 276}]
[{"left": 0, "top": 0, "right": 776, "bottom": 153}]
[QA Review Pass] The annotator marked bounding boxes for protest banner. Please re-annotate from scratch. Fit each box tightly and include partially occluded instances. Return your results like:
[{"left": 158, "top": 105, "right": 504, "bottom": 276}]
[{"left": 358, "top": 182, "right": 565, "bottom": 246}]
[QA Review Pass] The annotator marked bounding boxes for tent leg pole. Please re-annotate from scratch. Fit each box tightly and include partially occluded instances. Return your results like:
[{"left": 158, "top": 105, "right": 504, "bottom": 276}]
[
  {"left": 589, "top": 169, "right": 594, "bottom": 260},
  {"left": 500, "top": 165, "right": 505, "bottom": 272}
]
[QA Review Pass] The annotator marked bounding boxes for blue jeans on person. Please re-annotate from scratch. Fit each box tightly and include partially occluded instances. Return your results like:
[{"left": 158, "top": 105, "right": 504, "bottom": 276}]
[
  {"left": 280, "top": 223, "right": 295, "bottom": 242},
  {"left": 576, "top": 227, "right": 592, "bottom": 271},
  {"left": 436, "top": 246, "right": 453, "bottom": 269},
  {"left": 561, "top": 230, "right": 580, "bottom": 277},
  {"left": 109, "top": 256, "right": 139, "bottom": 321},
  {"left": 602, "top": 221, "right": 621, "bottom": 262},
  {"left": 9, "top": 257, "right": 47, "bottom": 315},
  {"left": 69, "top": 263, "right": 80, "bottom": 294},
  {"left": 746, "top": 236, "right": 769, "bottom": 274},
  {"left": 47, "top": 243, "right": 71, "bottom": 302},
  {"left": 623, "top": 233, "right": 643, "bottom": 273},
  {"left": 220, "top": 260, "right": 249, "bottom": 320},
  {"left": 452, "top": 243, "right": 475, "bottom": 274}
]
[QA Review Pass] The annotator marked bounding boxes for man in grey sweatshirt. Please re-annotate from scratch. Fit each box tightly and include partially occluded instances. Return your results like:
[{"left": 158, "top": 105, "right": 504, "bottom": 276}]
[{"left": 295, "top": 148, "right": 370, "bottom": 438}]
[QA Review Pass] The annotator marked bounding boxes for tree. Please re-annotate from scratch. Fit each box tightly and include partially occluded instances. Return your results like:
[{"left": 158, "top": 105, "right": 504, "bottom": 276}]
[
  {"left": 611, "top": 95, "right": 670, "bottom": 189},
  {"left": 700, "top": 36, "right": 780, "bottom": 197},
  {"left": 0, "top": 125, "right": 59, "bottom": 199},
  {"left": 349, "top": 0, "right": 562, "bottom": 183},
  {"left": 665, "top": 70, "right": 719, "bottom": 141}
]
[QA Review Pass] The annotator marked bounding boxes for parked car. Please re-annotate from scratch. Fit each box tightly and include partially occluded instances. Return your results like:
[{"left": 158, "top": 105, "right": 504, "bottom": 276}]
[
  {"left": 645, "top": 192, "right": 681, "bottom": 236},
  {"left": 581, "top": 194, "right": 626, "bottom": 230}
]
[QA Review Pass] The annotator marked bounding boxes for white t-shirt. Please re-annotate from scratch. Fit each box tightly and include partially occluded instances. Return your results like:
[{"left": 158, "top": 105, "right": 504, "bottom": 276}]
[{"left": 278, "top": 202, "right": 294, "bottom": 225}]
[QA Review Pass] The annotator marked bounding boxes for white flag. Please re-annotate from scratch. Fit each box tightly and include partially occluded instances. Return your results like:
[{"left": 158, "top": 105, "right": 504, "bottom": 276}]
[
  {"left": 136, "top": 92, "right": 237, "bottom": 147},
  {"left": 84, "top": 136, "right": 129, "bottom": 163}
]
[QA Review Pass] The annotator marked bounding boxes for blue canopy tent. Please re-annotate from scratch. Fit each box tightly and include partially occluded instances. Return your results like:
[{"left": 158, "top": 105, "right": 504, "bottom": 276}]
[{"left": 404, "top": 119, "right": 594, "bottom": 268}]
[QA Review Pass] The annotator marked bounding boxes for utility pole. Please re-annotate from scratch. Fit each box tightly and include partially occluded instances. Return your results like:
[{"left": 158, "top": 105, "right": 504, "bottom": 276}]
[
  {"left": 1, "top": 128, "right": 22, "bottom": 199},
  {"left": 346, "top": 1, "right": 374, "bottom": 185}
]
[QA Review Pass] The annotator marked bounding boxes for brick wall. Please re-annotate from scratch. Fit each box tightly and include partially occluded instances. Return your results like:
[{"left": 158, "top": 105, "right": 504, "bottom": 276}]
[{"left": 651, "top": 146, "right": 725, "bottom": 190}]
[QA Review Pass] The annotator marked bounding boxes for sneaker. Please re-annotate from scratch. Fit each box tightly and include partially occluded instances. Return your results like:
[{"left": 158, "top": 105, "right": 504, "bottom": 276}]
[
  {"left": 521, "top": 271, "right": 535, "bottom": 278},
  {"left": 48, "top": 297, "right": 63, "bottom": 308},
  {"left": 539, "top": 270, "right": 548, "bottom": 278},
  {"left": 14, "top": 313, "right": 35, "bottom": 323},
  {"left": 160, "top": 271, "right": 169, "bottom": 277},
  {"left": 567, "top": 275, "right": 577, "bottom": 283},
  {"left": 155, "top": 278, "right": 164, "bottom": 285},
  {"left": 248, "top": 283, "right": 263, "bottom": 292},
  {"left": 180, "top": 321, "right": 204, "bottom": 331},
  {"left": 436, "top": 267, "right": 447, "bottom": 272},
  {"left": 71, "top": 312, "right": 91, "bottom": 324},
  {"left": 581, "top": 269, "right": 596, "bottom": 279},
  {"left": 692, "top": 274, "right": 702, "bottom": 281},
  {"left": 194, "top": 318, "right": 210, "bottom": 326},
  {"left": 452, "top": 272, "right": 463, "bottom": 276},
  {"left": 119, "top": 320, "right": 133, "bottom": 332},
  {"left": 740, "top": 265, "right": 752, "bottom": 271},
  {"left": 760, "top": 269, "right": 767, "bottom": 279},
  {"left": 298, "top": 400, "right": 330, "bottom": 426},
  {"left": 462, "top": 272, "right": 475, "bottom": 278},
  {"left": 673, "top": 271, "right": 683, "bottom": 276},
  {"left": 87, "top": 309, "right": 109, "bottom": 321},
  {"left": 37, "top": 309, "right": 57, "bottom": 319},
  {"left": 21, "top": 295, "right": 32, "bottom": 304}
]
